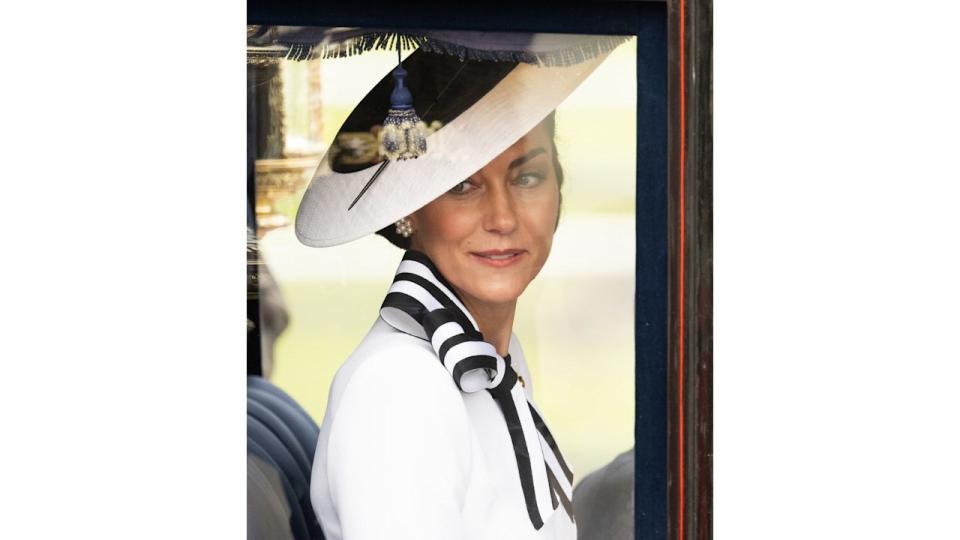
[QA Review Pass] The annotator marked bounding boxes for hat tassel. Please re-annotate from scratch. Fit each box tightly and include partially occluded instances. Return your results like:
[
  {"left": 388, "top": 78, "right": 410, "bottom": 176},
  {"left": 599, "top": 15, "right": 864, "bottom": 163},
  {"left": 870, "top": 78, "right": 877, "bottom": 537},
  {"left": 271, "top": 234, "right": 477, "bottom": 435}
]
[{"left": 379, "top": 64, "right": 428, "bottom": 161}]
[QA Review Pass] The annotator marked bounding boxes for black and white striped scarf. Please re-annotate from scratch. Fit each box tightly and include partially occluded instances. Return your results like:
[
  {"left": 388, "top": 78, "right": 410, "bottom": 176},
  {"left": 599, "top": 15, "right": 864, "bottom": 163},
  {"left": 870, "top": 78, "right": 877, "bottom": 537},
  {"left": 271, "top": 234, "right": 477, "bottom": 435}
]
[{"left": 379, "top": 250, "right": 574, "bottom": 530}]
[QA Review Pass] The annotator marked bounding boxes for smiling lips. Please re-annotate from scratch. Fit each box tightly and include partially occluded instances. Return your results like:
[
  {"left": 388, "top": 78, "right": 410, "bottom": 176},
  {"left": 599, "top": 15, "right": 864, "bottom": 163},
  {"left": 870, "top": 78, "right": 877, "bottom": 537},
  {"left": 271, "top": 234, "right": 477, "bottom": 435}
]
[{"left": 470, "top": 249, "right": 526, "bottom": 267}]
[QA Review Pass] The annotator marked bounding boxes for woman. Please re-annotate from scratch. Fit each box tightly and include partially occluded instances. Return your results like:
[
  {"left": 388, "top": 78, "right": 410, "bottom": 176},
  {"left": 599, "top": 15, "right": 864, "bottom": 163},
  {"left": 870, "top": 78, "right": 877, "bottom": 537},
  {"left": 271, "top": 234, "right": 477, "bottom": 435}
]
[{"left": 295, "top": 34, "right": 624, "bottom": 540}]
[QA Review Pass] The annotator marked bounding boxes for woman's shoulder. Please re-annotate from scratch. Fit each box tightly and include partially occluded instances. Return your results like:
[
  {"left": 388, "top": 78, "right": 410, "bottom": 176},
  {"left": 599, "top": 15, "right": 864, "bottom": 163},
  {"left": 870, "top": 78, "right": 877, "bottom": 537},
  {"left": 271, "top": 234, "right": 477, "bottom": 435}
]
[
  {"left": 317, "top": 319, "right": 476, "bottom": 534},
  {"left": 354, "top": 317, "right": 437, "bottom": 361},
  {"left": 325, "top": 318, "right": 461, "bottom": 414}
]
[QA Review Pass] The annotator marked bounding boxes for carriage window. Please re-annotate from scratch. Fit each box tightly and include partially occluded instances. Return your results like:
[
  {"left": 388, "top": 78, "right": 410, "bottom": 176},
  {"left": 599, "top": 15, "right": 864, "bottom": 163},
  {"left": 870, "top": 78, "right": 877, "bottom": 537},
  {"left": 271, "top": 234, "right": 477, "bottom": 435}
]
[{"left": 248, "top": 30, "right": 638, "bottom": 484}]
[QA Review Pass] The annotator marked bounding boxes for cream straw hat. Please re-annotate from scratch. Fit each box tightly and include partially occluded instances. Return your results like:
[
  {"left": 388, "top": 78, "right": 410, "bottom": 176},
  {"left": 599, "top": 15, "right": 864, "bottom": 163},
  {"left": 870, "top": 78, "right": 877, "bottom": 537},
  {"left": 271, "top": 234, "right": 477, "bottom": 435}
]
[{"left": 288, "top": 31, "right": 627, "bottom": 248}]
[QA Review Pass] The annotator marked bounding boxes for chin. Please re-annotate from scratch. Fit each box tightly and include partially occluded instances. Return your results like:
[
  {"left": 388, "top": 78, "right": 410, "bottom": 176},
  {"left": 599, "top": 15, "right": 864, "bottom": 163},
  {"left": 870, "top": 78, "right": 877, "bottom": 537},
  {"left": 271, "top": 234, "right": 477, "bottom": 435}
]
[{"left": 463, "top": 275, "right": 529, "bottom": 305}]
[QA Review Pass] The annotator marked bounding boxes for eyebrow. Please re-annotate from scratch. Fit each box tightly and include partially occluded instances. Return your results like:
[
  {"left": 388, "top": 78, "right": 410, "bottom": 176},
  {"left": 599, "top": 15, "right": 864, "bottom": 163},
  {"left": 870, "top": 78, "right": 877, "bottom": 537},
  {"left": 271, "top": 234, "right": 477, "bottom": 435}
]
[{"left": 507, "top": 147, "right": 546, "bottom": 170}]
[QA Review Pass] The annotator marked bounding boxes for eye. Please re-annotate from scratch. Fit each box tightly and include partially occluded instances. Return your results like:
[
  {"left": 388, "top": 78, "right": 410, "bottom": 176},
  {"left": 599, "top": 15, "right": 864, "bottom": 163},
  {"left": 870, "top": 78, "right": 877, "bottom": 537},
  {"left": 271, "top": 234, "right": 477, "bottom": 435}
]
[
  {"left": 514, "top": 171, "right": 546, "bottom": 188},
  {"left": 448, "top": 179, "right": 478, "bottom": 195}
]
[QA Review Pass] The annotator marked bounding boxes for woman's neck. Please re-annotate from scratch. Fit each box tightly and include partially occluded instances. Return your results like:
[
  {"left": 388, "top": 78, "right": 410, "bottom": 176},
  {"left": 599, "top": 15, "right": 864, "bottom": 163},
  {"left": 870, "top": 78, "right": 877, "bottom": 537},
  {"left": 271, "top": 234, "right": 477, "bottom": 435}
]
[{"left": 457, "top": 294, "right": 517, "bottom": 358}]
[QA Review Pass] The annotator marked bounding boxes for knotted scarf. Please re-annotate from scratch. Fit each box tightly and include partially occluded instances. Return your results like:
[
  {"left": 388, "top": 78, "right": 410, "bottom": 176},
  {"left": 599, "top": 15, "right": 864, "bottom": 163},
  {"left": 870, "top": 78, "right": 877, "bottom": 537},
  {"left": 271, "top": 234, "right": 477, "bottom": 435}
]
[{"left": 379, "top": 250, "right": 574, "bottom": 530}]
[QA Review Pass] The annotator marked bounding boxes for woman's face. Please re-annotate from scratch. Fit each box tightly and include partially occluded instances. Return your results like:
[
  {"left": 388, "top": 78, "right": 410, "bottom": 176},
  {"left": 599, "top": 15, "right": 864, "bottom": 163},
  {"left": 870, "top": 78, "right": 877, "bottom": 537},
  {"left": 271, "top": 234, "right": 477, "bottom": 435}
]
[{"left": 409, "top": 123, "right": 560, "bottom": 309}]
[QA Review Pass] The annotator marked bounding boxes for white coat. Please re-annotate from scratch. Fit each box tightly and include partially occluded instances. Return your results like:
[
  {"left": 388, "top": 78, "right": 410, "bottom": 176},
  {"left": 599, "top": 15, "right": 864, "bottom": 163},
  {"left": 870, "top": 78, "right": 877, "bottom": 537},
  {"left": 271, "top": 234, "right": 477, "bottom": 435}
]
[{"left": 310, "top": 317, "right": 577, "bottom": 540}]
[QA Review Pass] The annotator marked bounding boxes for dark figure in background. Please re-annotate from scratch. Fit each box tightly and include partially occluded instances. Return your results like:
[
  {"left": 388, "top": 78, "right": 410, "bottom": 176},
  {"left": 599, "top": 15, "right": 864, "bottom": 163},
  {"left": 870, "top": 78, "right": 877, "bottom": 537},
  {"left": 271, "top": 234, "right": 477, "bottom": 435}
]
[{"left": 572, "top": 449, "right": 635, "bottom": 540}]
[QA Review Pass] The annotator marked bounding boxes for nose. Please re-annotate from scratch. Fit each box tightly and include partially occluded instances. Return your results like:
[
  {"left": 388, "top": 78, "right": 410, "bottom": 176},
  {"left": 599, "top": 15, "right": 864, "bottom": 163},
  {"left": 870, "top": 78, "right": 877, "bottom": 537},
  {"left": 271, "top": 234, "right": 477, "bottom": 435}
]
[{"left": 481, "top": 182, "right": 518, "bottom": 235}]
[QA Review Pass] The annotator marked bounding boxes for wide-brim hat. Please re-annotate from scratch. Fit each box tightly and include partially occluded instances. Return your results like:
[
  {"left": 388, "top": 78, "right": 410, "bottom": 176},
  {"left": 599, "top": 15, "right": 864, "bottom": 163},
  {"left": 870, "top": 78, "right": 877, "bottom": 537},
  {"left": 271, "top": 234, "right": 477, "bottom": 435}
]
[{"left": 285, "top": 30, "right": 627, "bottom": 248}]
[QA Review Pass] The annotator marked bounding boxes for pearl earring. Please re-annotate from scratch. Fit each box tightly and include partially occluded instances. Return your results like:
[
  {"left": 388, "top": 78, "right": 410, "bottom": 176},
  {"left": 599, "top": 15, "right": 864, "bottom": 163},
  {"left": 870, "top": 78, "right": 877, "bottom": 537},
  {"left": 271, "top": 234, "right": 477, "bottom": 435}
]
[{"left": 395, "top": 217, "right": 414, "bottom": 238}]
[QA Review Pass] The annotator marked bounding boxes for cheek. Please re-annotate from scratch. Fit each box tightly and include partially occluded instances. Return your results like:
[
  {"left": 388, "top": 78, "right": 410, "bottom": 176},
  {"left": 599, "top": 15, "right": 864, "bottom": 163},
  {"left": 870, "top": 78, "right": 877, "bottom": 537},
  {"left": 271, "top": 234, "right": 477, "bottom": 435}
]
[
  {"left": 525, "top": 191, "right": 561, "bottom": 243},
  {"left": 417, "top": 205, "right": 475, "bottom": 248}
]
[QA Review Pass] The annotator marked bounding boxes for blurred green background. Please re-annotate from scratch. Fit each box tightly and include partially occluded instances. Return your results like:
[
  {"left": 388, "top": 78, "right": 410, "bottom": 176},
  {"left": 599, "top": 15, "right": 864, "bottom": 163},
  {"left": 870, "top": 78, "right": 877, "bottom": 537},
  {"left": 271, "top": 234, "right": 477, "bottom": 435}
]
[{"left": 259, "top": 37, "right": 637, "bottom": 481}]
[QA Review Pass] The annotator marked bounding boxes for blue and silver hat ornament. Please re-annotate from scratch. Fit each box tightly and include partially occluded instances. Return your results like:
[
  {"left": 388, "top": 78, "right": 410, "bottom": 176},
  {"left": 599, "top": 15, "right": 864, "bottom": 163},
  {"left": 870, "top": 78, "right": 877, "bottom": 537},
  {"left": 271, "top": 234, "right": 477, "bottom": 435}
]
[{"left": 379, "top": 62, "right": 428, "bottom": 161}]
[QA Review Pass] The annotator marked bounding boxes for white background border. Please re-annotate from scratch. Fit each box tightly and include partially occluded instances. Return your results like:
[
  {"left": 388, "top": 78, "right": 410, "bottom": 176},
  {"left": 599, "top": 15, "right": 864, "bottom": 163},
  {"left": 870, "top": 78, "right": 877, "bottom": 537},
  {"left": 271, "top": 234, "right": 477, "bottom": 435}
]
[{"left": 716, "top": 1, "right": 960, "bottom": 537}]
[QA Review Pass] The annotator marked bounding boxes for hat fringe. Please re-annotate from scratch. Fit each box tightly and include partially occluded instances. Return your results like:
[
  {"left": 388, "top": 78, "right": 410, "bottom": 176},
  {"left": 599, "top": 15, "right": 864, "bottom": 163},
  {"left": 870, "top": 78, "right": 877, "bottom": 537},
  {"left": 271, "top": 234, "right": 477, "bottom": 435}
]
[
  {"left": 253, "top": 31, "right": 630, "bottom": 66},
  {"left": 420, "top": 35, "right": 630, "bottom": 67},
  {"left": 279, "top": 32, "right": 428, "bottom": 62}
]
